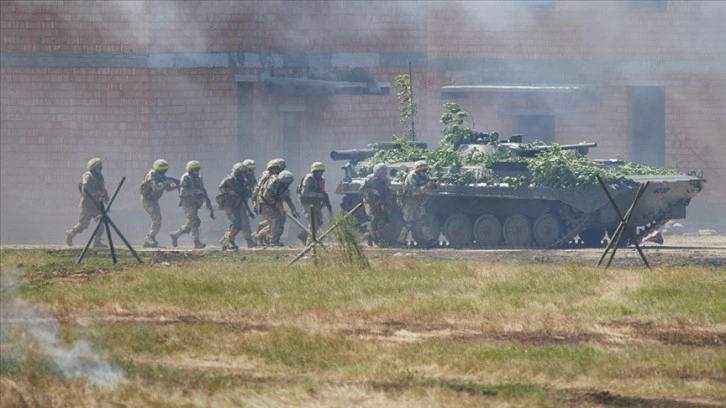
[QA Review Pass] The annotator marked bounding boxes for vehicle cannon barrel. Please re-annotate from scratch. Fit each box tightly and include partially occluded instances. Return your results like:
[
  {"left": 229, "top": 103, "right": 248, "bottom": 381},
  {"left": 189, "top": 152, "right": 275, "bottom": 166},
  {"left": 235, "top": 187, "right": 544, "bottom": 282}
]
[
  {"left": 330, "top": 141, "right": 428, "bottom": 162},
  {"left": 330, "top": 149, "right": 376, "bottom": 162},
  {"left": 515, "top": 142, "right": 598, "bottom": 157}
]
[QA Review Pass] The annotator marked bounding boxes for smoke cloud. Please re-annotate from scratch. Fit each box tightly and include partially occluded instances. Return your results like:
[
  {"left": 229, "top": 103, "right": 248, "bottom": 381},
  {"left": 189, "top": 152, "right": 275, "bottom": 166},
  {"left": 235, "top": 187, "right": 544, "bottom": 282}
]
[{"left": 0, "top": 267, "right": 125, "bottom": 387}]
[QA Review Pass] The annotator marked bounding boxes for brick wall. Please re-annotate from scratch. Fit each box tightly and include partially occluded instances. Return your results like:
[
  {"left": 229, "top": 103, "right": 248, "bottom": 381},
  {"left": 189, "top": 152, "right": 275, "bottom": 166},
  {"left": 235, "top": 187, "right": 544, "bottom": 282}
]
[{"left": 2, "top": 0, "right": 724, "bottom": 244}]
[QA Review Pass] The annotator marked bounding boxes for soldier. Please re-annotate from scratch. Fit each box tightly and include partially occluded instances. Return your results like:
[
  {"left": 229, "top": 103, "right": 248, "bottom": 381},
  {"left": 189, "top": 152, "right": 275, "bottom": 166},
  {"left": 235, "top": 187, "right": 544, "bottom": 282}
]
[
  {"left": 251, "top": 159, "right": 282, "bottom": 245},
  {"left": 252, "top": 159, "right": 300, "bottom": 245},
  {"left": 216, "top": 162, "right": 257, "bottom": 250},
  {"left": 140, "top": 159, "right": 178, "bottom": 248},
  {"left": 396, "top": 160, "right": 439, "bottom": 247},
  {"left": 258, "top": 170, "right": 296, "bottom": 247},
  {"left": 66, "top": 157, "right": 110, "bottom": 247},
  {"left": 169, "top": 160, "right": 215, "bottom": 249},
  {"left": 242, "top": 159, "right": 257, "bottom": 198},
  {"left": 360, "top": 163, "right": 394, "bottom": 247},
  {"left": 297, "top": 162, "right": 332, "bottom": 245},
  {"left": 268, "top": 158, "right": 300, "bottom": 221}
]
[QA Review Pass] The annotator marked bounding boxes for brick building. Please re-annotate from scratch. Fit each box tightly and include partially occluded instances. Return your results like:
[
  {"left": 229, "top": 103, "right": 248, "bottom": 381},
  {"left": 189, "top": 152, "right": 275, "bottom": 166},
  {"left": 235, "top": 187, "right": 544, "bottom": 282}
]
[{"left": 1, "top": 0, "right": 724, "bottom": 245}]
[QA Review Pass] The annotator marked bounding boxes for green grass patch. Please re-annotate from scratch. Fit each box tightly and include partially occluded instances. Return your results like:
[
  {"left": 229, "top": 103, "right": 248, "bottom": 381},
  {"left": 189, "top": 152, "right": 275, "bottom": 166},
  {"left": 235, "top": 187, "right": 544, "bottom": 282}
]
[{"left": 1, "top": 248, "right": 724, "bottom": 406}]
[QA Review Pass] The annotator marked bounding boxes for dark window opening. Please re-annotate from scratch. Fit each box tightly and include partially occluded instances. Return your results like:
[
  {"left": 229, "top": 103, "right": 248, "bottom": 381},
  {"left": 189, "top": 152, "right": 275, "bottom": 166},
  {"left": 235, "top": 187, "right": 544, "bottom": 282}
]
[
  {"left": 629, "top": 86, "right": 665, "bottom": 167},
  {"left": 515, "top": 115, "right": 555, "bottom": 144}
]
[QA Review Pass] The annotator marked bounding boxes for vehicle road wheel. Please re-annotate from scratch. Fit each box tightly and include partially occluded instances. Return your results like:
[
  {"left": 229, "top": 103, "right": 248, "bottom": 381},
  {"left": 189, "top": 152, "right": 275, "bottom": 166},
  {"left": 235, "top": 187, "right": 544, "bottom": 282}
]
[
  {"left": 380, "top": 212, "right": 404, "bottom": 246},
  {"left": 533, "top": 214, "right": 562, "bottom": 247},
  {"left": 503, "top": 214, "right": 531, "bottom": 247},
  {"left": 412, "top": 212, "right": 441, "bottom": 247},
  {"left": 443, "top": 213, "right": 473, "bottom": 248},
  {"left": 474, "top": 214, "right": 501, "bottom": 247}
]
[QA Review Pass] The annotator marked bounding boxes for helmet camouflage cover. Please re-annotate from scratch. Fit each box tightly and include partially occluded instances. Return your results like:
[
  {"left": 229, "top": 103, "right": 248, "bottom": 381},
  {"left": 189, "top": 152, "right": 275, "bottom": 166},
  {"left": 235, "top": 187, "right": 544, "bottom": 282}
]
[
  {"left": 414, "top": 160, "right": 429, "bottom": 172},
  {"left": 373, "top": 163, "right": 388, "bottom": 177},
  {"left": 310, "top": 161, "right": 325, "bottom": 172},
  {"left": 278, "top": 170, "right": 294, "bottom": 184},
  {"left": 87, "top": 157, "right": 102, "bottom": 170},
  {"left": 232, "top": 162, "right": 248, "bottom": 176},
  {"left": 266, "top": 159, "right": 281, "bottom": 170},
  {"left": 242, "top": 159, "right": 256, "bottom": 170},
  {"left": 186, "top": 160, "right": 201, "bottom": 171},
  {"left": 274, "top": 158, "right": 287, "bottom": 170},
  {"left": 153, "top": 159, "right": 169, "bottom": 172}
]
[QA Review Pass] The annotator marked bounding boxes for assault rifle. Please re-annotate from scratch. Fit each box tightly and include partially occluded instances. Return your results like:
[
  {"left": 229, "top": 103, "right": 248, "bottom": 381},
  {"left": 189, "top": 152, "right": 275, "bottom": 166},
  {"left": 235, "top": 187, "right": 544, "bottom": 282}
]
[
  {"left": 322, "top": 192, "right": 333, "bottom": 214},
  {"left": 200, "top": 187, "right": 216, "bottom": 220},
  {"left": 180, "top": 176, "right": 215, "bottom": 220}
]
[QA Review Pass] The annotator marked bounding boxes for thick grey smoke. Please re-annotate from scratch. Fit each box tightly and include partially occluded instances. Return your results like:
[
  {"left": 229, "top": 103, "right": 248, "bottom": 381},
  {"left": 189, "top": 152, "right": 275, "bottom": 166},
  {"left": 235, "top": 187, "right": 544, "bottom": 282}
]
[{"left": 0, "top": 267, "right": 125, "bottom": 387}]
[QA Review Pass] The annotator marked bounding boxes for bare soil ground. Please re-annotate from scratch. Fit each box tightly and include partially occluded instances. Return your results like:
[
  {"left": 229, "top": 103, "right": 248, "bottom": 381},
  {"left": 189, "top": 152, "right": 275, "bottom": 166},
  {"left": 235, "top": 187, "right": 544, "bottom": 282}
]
[
  {"left": 8, "top": 232, "right": 725, "bottom": 269},
  {"left": 138, "top": 231, "right": 726, "bottom": 269}
]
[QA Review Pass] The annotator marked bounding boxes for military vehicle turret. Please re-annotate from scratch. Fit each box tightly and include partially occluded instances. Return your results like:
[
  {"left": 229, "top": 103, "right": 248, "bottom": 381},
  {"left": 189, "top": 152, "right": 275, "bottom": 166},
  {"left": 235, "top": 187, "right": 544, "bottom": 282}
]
[{"left": 331, "top": 134, "right": 706, "bottom": 248}]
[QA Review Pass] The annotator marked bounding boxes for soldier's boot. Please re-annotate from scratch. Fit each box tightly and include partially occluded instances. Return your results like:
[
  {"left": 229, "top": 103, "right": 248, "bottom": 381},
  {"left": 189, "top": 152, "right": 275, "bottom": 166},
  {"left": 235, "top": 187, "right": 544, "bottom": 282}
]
[
  {"left": 364, "top": 232, "right": 373, "bottom": 247},
  {"left": 142, "top": 235, "right": 158, "bottom": 248},
  {"left": 245, "top": 237, "right": 257, "bottom": 248},
  {"left": 93, "top": 237, "right": 107, "bottom": 248},
  {"left": 169, "top": 232, "right": 179, "bottom": 248},
  {"left": 222, "top": 240, "right": 238, "bottom": 250},
  {"left": 396, "top": 226, "right": 410, "bottom": 247},
  {"left": 297, "top": 231, "right": 307, "bottom": 244},
  {"left": 65, "top": 230, "right": 74, "bottom": 247},
  {"left": 194, "top": 240, "right": 207, "bottom": 249}
]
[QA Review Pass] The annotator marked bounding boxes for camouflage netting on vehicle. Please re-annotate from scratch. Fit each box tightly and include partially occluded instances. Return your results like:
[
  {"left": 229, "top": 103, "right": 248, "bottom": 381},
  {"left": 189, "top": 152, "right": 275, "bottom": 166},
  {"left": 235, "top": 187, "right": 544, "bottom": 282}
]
[{"left": 367, "top": 103, "right": 680, "bottom": 188}]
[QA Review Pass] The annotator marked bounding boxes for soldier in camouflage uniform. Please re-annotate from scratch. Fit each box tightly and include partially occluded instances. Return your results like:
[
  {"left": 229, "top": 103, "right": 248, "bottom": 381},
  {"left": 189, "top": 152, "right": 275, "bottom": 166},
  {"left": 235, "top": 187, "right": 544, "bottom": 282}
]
[
  {"left": 396, "top": 160, "right": 439, "bottom": 246},
  {"left": 251, "top": 159, "right": 282, "bottom": 245},
  {"left": 140, "top": 159, "right": 178, "bottom": 248},
  {"left": 242, "top": 159, "right": 257, "bottom": 200},
  {"left": 360, "top": 163, "right": 394, "bottom": 247},
  {"left": 66, "top": 157, "right": 110, "bottom": 247},
  {"left": 252, "top": 159, "right": 300, "bottom": 245},
  {"left": 216, "top": 162, "right": 257, "bottom": 250},
  {"left": 169, "top": 160, "right": 215, "bottom": 249},
  {"left": 258, "top": 170, "right": 296, "bottom": 247},
  {"left": 297, "top": 162, "right": 332, "bottom": 245}
]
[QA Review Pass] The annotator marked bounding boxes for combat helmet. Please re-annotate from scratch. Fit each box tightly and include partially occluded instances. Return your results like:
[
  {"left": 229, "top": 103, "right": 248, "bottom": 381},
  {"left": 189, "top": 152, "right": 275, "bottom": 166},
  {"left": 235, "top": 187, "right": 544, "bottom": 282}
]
[
  {"left": 266, "top": 159, "right": 281, "bottom": 170},
  {"left": 278, "top": 170, "right": 294, "bottom": 184},
  {"left": 87, "top": 157, "right": 103, "bottom": 171},
  {"left": 232, "top": 162, "right": 248, "bottom": 177},
  {"left": 153, "top": 159, "right": 169, "bottom": 172},
  {"left": 413, "top": 160, "right": 429, "bottom": 172},
  {"left": 242, "top": 159, "right": 256, "bottom": 171},
  {"left": 373, "top": 163, "right": 388, "bottom": 177},
  {"left": 186, "top": 160, "right": 201, "bottom": 171},
  {"left": 310, "top": 162, "right": 325, "bottom": 172},
  {"left": 274, "top": 158, "right": 287, "bottom": 170}
]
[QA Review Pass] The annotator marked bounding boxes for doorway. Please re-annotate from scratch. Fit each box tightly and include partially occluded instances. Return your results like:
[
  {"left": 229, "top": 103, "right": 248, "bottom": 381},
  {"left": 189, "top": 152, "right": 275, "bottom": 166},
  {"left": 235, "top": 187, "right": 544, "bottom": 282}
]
[{"left": 628, "top": 86, "right": 665, "bottom": 167}]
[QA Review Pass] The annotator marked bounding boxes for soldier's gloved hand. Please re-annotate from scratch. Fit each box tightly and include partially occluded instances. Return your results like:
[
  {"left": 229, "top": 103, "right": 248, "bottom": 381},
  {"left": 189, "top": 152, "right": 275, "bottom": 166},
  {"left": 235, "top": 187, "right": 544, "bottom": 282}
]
[
  {"left": 209, "top": 210, "right": 216, "bottom": 220},
  {"left": 247, "top": 209, "right": 255, "bottom": 219},
  {"left": 292, "top": 208, "right": 301, "bottom": 219}
]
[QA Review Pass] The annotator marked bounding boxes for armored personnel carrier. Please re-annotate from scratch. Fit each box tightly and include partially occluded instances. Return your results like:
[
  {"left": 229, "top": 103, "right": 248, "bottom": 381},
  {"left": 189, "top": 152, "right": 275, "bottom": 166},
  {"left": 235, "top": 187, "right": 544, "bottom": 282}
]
[{"left": 331, "top": 135, "right": 706, "bottom": 248}]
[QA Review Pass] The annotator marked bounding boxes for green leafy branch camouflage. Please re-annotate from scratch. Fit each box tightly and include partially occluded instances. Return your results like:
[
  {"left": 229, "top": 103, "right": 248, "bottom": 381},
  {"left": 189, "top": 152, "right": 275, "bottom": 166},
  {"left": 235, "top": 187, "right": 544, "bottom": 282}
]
[{"left": 370, "top": 103, "right": 681, "bottom": 188}]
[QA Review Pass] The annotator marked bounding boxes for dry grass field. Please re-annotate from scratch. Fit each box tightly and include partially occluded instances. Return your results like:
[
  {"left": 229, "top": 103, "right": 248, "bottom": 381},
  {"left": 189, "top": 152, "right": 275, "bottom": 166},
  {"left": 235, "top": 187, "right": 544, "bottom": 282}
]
[{"left": 1, "top": 233, "right": 724, "bottom": 407}]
